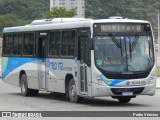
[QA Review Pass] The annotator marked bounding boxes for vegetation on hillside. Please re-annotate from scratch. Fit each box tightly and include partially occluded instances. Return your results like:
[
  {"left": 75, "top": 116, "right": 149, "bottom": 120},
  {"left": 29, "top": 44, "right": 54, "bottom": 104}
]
[
  {"left": 0, "top": 14, "right": 29, "bottom": 36},
  {"left": 43, "top": 7, "right": 77, "bottom": 18},
  {"left": 0, "top": 0, "right": 49, "bottom": 36},
  {"left": 0, "top": 0, "right": 49, "bottom": 20},
  {"left": 86, "top": 0, "right": 160, "bottom": 27}
]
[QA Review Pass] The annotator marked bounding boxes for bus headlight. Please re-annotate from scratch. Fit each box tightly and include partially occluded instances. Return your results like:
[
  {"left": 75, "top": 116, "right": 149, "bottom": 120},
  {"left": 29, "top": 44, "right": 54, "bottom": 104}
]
[
  {"left": 147, "top": 74, "right": 155, "bottom": 85},
  {"left": 95, "top": 74, "right": 102, "bottom": 83}
]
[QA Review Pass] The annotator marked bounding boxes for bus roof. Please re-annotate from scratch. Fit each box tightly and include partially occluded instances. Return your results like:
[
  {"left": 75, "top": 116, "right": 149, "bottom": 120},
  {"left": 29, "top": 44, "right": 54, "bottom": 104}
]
[
  {"left": 92, "top": 18, "right": 150, "bottom": 24},
  {"left": 3, "top": 18, "right": 150, "bottom": 33}
]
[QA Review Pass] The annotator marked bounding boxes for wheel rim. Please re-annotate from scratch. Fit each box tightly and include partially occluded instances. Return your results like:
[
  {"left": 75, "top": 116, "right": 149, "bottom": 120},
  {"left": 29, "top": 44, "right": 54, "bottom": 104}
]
[
  {"left": 70, "top": 84, "right": 76, "bottom": 99},
  {"left": 21, "top": 82, "right": 25, "bottom": 94},
  {"left": 21, "top": 76, "right": 26, "bottom": 94}
]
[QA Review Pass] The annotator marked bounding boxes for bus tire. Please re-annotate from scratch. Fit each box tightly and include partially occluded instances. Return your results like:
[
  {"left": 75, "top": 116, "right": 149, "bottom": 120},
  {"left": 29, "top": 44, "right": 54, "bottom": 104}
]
[
  {"left": 117, "top": 97, "right": 131, "bottom": 103},
  {"left": 68, "top": 78, "right": 82, "bottom": 103},
  {"left": 20, "top": 74, "right": 39, "bottom": 96}
]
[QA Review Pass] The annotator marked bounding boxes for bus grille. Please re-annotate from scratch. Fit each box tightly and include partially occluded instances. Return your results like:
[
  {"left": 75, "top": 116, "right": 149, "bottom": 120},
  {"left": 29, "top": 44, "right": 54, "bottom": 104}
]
[{"left": 111, "top": 87, "right": 144, "bottom": 95}]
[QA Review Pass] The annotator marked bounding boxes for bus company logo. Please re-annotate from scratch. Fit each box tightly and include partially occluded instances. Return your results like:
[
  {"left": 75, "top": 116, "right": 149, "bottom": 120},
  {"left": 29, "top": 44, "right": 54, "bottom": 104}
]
[
  {"left": 1, "top": 112, "right": 42, "bottom": 118},
  {"left": 2, "top": 112, "right": 11, "bottom": 117},
  {"left": 126, "top": 81, "right": 130, "bottom": 85}
]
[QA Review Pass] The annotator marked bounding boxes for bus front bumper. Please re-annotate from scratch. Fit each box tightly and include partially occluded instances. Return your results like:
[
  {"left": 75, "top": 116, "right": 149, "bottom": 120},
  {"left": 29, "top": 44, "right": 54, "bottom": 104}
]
[{"left": 90, "top": 82, "right": 156, "bottom": 97}]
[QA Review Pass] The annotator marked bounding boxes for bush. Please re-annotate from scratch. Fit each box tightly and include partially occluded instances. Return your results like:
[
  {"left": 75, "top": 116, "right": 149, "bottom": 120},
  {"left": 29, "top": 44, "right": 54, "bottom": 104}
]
[{"left": 157, "top": 67, "right": 160, "bottom": 77}]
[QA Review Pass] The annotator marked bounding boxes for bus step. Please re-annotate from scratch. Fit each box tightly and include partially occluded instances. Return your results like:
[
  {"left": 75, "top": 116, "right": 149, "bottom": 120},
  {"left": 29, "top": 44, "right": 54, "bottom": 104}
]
[{"left": 39, "top": 88, "right": 48, "bottom": 92}]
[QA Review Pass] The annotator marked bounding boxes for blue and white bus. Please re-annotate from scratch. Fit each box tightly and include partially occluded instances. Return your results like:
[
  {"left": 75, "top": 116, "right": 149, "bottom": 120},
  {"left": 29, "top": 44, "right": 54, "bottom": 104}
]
[{"left": 2, "top": 17, "right": 156, "bottom": 103}]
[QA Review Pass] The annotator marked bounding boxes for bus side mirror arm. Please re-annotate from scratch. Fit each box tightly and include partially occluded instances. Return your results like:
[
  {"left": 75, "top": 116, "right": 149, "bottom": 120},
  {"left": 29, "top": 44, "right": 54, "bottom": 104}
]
[
  {"left": 87, "top": 38, "right": 92, "bottom": 67},
  {"left": 88, "top": 38, "right": 93, "bottom": 50}
]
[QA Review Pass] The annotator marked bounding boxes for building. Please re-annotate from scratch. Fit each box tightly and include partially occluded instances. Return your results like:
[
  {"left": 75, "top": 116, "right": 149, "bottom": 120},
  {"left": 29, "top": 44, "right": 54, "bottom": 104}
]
[{"left": 50, "top": 0, "right": 85, "bottom": 18}]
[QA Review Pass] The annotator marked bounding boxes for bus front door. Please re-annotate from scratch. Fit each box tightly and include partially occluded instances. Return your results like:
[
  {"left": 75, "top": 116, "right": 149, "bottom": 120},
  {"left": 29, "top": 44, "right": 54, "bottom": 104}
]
[
  {"left": 79, "top": 36, "right": 90, "bottom": 94},
  {"left": 38, "top": 34, "right": 47, "bottom": 89}
]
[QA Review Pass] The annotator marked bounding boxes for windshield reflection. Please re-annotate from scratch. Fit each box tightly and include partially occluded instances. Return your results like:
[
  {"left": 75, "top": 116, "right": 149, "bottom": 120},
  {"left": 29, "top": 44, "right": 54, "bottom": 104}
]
[{"left": 94, "top": 34, "right": 154, "bottom": 72}]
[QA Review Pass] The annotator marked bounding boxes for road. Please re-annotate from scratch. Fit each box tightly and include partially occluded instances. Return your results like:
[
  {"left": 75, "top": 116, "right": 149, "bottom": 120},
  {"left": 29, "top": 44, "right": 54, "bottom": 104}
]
[
  {"left": 0, "top": 79, "right": 160, "bottom": 111},
  {"left": 0, "top": 79, "right": 160, "bottom": 120}
]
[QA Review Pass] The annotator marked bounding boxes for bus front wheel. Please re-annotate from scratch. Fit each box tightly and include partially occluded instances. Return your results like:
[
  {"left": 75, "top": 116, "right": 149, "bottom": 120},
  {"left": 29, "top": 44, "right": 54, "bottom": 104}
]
[
  {"left": 117, "top": 97, "right": 131, "bottom": 103},
  {"left": 20, "top": 74, "right": 38, "bottom": 96},
  {"left": 68, "top": 78, "right": 82, "bottom": 103}
]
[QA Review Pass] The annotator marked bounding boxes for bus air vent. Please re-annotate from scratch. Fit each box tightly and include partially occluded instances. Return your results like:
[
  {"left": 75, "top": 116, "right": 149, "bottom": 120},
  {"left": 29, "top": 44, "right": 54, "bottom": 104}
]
[
  {"left": 30, "top": 18, "right": 92, "bottom": 25},
  {"left": 109, "top": 16, "right": 123, "bottom": 19}
]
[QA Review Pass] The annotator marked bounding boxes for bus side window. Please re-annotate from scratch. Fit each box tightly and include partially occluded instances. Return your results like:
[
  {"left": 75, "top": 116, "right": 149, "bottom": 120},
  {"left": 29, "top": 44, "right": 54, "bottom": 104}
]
[
  {"left": 3, "top": 34, "right": 12, "bottom": 55},
  {"left": 49, "top": 31, "right": 61, "bottom": 56},
  {"left": 12, "top": 33, "right": 23, "bottom": 55},
  {"left": 23, "top": 33, "right": 34, "bottom": 56},
  {"left": 61, "top": 30, "right": 75, "bottom": 56}
]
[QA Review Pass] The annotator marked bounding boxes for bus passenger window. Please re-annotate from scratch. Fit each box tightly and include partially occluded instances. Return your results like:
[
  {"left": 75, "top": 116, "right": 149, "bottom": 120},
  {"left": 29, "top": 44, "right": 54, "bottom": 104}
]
[
  {"left": 49, "top": 31, "right": 60, "bottom": 56},
  {"left": 3, "top": 34, "right": 12, "bottom": 55},
  {"left": 23, "top": 33, "right": 34, "bottom": 55},
  {"left": 61, "top": 30, "right": 75, "bottom": 56},
  {"left": 12, "top": 34, "right": 23, "bottom": 55}
]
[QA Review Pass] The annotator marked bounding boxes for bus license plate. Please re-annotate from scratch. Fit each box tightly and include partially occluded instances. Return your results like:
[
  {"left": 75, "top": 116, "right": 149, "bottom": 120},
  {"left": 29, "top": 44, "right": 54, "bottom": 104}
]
[{"left": 122, "top": 91, "right": 133, "bottom": 96}]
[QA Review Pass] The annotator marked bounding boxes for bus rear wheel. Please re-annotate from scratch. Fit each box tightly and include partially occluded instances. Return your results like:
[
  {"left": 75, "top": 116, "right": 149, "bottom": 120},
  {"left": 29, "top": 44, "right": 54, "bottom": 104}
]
[
  {"left": 117, "top": 97, "right": 131, "bottom": 103},
  {"left": 20, "top": 74, "right": 39, "bottom": 96},
  {"left": 68, "top": 78, "right": 82, "bottom": 103}
]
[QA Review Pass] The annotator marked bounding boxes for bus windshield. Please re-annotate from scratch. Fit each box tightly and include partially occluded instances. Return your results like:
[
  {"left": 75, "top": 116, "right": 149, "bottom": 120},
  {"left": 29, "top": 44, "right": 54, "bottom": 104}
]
[{"left": 94, "top": 33, "right": 154, "bottom": 72}]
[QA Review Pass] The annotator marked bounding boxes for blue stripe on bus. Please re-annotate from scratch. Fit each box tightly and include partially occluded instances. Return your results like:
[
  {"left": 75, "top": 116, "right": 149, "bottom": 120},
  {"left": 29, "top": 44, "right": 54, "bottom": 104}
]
[
  {"left": 2, "top": 57, "right": 41, "bottom": 79},
  {"left": 100, "top": 74, "right": 127, "bottom": 86}
]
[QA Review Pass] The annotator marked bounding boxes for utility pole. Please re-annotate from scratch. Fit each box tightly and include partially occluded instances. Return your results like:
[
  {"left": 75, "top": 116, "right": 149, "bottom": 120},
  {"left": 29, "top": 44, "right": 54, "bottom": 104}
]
[{"left": 158, "top": 11, "right": 160, "bottom": 53}]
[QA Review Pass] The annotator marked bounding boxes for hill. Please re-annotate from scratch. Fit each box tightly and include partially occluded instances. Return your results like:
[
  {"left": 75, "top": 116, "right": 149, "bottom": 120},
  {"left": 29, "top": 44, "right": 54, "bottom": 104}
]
[
  {"left": 86, "top": 0, "right": 160, "bottom": 27},
  {"left": 0, "top": 0, "right": 50, "bottom": 20},
  {"left": 0, "top": 0, "right": 160, "bottom": 31}
]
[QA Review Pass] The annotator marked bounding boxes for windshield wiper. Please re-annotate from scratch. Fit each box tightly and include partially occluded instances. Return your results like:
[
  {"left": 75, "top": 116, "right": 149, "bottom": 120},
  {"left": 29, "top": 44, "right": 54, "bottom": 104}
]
[
  {"left": 108, "top": 33, "right": 121, "bottom": 48},
  {"left": 129, "top": 42, "right": 132, "bottom": 61},
  {"left": 120, "top": 37, "right": 122, "bottom": 56},
  {"left": 127, "top": 34, "right": 139, "bottom": 62},
  {"left": 131, "top": 34, "right": 139, "bottom": 51}
]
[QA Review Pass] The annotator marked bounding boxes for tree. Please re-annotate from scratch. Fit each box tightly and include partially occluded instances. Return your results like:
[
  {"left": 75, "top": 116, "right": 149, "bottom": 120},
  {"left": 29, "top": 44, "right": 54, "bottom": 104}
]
[
  {"left": 43, "top": 7, "right": 77, "bottom": 18},
  {"left": 0, "top": 14, "right": 29, "bottom": 37},
  {"left": 0, "top": 0, "right": 49, "bottom": 20}
]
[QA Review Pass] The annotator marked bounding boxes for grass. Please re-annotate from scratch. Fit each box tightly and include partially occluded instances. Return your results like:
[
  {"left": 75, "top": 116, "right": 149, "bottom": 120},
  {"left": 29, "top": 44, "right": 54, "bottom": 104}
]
[{"left": 157, "top": 66, "right": 160, "bottom": 77}]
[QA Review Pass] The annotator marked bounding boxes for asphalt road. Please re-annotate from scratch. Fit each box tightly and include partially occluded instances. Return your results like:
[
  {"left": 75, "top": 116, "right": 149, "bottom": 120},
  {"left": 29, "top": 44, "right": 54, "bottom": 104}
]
[
  {"left": 0, "top": 79, "right": 160, "bottom": 120},
  {"left": 0, "top": 79, "right": 160, "bottom": 111}
]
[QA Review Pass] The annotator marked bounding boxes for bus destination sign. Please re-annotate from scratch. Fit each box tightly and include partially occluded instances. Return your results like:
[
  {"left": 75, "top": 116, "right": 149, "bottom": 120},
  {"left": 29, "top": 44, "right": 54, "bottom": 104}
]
[{"left": 93, "top": 23, "right": 150, "bottom": 33}]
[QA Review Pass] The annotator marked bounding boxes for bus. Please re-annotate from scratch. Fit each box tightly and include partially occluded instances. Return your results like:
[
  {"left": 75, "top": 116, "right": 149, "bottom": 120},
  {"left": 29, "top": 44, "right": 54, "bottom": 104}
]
[{"left": 2, "top": 17, "right": 156, "bottom": 103}]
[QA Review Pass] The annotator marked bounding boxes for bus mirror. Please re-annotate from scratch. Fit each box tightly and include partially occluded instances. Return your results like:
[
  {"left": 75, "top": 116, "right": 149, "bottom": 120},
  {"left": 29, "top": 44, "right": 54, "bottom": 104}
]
[{"left": 87, "top": 38, "right": 92, "bottom": 67}]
